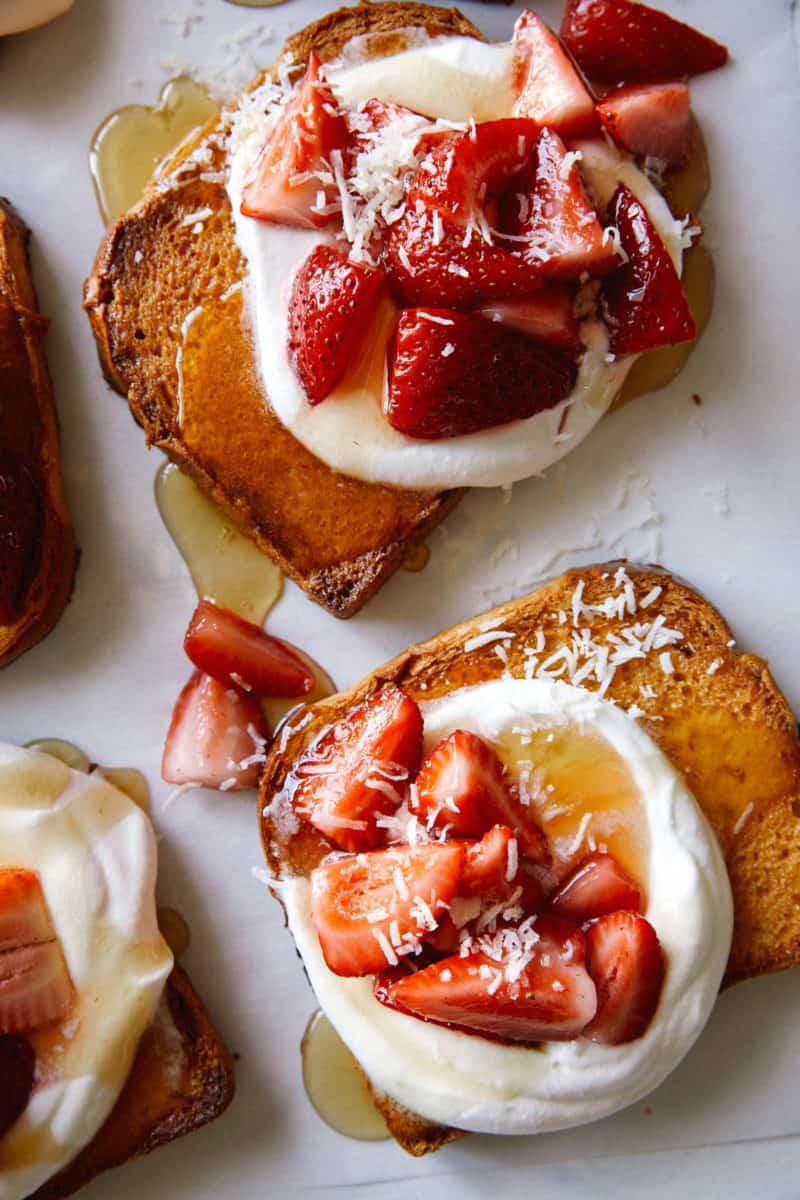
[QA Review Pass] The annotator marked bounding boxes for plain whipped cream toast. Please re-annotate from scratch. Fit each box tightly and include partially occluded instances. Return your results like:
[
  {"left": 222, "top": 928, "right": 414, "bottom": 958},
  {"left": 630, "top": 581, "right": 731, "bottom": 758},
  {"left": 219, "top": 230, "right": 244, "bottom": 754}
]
[
  {"left": 259, "top": 563, "right": 800, "bottom": 1155},
  {"left": 85, "top": 0, "right": 726, "bottom": 616}
]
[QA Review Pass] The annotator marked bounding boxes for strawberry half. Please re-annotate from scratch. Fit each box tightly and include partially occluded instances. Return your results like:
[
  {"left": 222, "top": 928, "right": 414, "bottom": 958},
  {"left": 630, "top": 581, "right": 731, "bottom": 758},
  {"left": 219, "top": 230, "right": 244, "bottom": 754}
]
[
  {"left": 597, "top": 82, "right": 691, "bottom": 166},
  {"left": 500, "top": 126, "right": 617, "bottom": 280},
  {"left": 460, "top": 825, "right": 519, "bottom": 898},
  {"left": 480, "top": 285, "right": 583, "bottom": 355},
  {"left": 0, "top": 1034, "right": 35, "bottom": 1139},
  {"left": 0, "top": 450, "right": 42, "bottom": 627},
  {"left": 512, "top": 10, "right": 597, "bottom": 138},
  {"left": 560, "top": 0, "right": 728, "bottom": 85},
  {"left": 241, "top": 54, "right": 348, "bottom": 229},
  {"left": 291, "top": 686, "right": 423, "bottom": 852},
  {"left": 601, "top": 183, "right": 696, "bottom": 354},
  {"left": 386, "top": 309, "right": 577, "bottom": 440},
  {"left": 0, "top": 870, "right": 74, "bottom": 1035},
  {"left": 408, "top": 119, "right": 540, "bottom": 231},
  {"left": 288, "top": 244, "right": 387, "bottom": 403},
  {"left": 375, "top": 913, "right": 597, "bottom": 1043},
  {"left": 310, "top": 842, "right": 465, "bottom": 977},
  {"left": 184, "top": 600, "right": 314, "bottom": 698},
  {"left": 552, "top": 852, "right": 644, "bottom": 923},
  {"left": 585, "top": 910, "right": 666, "bottom": 1044},
  {"left": 161, "top": 670, "right": 268, "bottom": 791}
]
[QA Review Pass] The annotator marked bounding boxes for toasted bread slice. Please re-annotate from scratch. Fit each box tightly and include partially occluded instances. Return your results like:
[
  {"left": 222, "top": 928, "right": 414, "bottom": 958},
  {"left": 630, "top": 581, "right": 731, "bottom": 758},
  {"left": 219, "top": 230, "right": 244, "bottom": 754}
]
[
  {"left": 259, "top": 561, "right": 800, "bottom": 1155},
  {"left": 0, "top": 200, "right": 76, "bottom": 665},
  {"left": 31, "top": 964, "right": 235, "bottom": 1200},
  {"left": 83, "top": 3, "right": 485, "bottom": 618}
]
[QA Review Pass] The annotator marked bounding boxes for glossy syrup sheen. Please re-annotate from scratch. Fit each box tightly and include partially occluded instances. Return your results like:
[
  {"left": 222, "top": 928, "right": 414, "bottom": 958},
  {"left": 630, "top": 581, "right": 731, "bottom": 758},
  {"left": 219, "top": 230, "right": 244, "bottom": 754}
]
[{"left": 301, "top": 1010, "right": 389, "bottom": 1142}]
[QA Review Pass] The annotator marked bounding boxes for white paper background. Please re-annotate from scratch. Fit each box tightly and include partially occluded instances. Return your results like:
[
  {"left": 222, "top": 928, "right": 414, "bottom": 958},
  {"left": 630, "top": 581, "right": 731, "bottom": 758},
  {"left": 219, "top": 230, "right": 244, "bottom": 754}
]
[{"left": 1, "top": 0, "right": 799, "bottom": 1196}]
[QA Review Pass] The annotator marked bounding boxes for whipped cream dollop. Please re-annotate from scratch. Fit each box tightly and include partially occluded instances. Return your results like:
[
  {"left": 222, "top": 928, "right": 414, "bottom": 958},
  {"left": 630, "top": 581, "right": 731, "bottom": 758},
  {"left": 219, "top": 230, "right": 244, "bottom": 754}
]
[
  {"left": 226, "top": 32, "right": 688, "bottom": 490},
  {"left": 282, "top": 678, "right": 733, "bottom": 1135},
  {"left": 0, "top": 744, "right": 172, "bottom": 1200}
]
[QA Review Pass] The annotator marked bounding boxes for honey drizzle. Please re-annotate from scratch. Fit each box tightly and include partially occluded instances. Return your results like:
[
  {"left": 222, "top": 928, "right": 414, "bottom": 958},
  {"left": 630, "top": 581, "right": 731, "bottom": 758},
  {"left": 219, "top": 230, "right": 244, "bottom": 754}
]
[
  {"left": 261, "top": 650, "right": 336, "bottom": 735},
  {"left": 24, "top": 739, "right": 89, "bottom": 774},
  {"left": 301, "top": 1010, "right": 389, "bottom": 1142}
]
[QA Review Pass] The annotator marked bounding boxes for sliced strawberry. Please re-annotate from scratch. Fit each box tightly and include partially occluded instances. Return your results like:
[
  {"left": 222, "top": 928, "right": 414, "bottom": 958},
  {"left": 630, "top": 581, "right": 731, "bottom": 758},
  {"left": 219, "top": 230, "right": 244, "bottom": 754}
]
[
  {"left": 584, "top": 910, "right": 665, "bottom": 1044},
  {"left": 500, "top": 126, "right": 617, "bottom": 280},
  {"left": 0, "top": 870, "right": 57, "bottom": 954},
  {"left": 161, "top": 670, "right": 268, "bottom": 791},
  {"left": 184, "top": 600, "right": 314, "bottom": 698},
  {"left": 291, "top": 687, "right": 423, "bottom": 852},
  {"left": 561, "top": 0, "right": 727, "bottom": 85},
  {"left": 552, "top": 852, "right": 644, "bottom": 923},
  {"left": 512, "top": 10, "right": 597, "bottom": 138},
  {"left": 0, "top": 1034, "right": 35, "bottom": 1138},
  {"left": 480, "top": 285, "right": 582, "bottom": 354},
  {"left": 310, "top": 842, "right": 465, "bottom": 977},
  {"left": 0, "top": 943, "right": 74, "bottom": 1035},
  {"left": 376, "top": 913, "right": 596, "bottom": 1043},
  {"left": 348, "top": 98, "right": 441, "bottom": 158},
  {"left": 601, "top": 183, "right": 695, "bottom": 354},
  {"left": 241, "top": 54, "right": 348, "bottom": 229},
  {"left": 408, "top": 120, "right": 540, "bottom": 231},
  {"left": 460, "top": 825, "right": 518, "bottom": 898},
  {"left": 0, "top": 450, "right": 42, "bottom": 627},
  {"left": 384, "top": 207, "right": 543, "bottom": 309},
  {"left": 597, "top": 82, "right": 690, "bottom": 166},
  {"left": 386, "top": 309, "right": 577, "bottom": 440},
  {"left": 288, "top": 244, "right": 387, "bottom": 403}
]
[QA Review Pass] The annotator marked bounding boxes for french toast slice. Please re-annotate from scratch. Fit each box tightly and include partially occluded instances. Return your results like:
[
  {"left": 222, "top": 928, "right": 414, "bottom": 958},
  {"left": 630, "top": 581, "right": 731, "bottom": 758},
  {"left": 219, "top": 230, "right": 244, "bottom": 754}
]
[
  {"left": 83, "top": 3, "right": 485, "bottom": 619},
  {"left": 0, "top": 199, "right": 76, "bottom": 665},
  {"left": 31, "top": 964, "right": 235, "bottom": 1200},
  {"left": 259, "top": 561, "right": 800, "bottom": 1155}
]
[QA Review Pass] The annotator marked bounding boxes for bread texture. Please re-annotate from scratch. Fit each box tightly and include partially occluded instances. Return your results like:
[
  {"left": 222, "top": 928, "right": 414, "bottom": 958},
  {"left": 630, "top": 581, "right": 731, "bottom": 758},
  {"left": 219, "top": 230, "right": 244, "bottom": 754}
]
[
  {"left": 259, "top": 561, "right": 800, "bottom": 1155},
  {"left": 83, "top": 4, "right": 483, "bottom": 618},
  {"left": 31, "top": 964, "right": 235, "bottom": 1200},
  {"left": 0, "top": 199, "right": 76, "bottom": 665}
]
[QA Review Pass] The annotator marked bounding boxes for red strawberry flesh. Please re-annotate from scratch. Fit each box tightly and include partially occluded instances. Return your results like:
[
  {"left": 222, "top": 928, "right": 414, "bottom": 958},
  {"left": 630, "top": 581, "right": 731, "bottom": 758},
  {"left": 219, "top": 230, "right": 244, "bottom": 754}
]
[
  {"left": 0, "top": 870, "right": 74, "bottom": 1035},
  {"left": 480, "top": 286, "right": 582, "bottom": 355},
  {"left": 512, "top": 10, "right": 597, "bottom": 138},
  {"left": 184, "top": 599, "right": 314, "bottom": 697},
  {"left": 161, "top": 670, "right": 268, "bottom": 791},
  {"left": 596, "top": 82, "right": 691, "bottom": 166},
  {"left": 552, "top": 852, "right": 644, "bottom": 923},
  {"left": 584, "top": 910, "right": 665, "bottom": 1044}
]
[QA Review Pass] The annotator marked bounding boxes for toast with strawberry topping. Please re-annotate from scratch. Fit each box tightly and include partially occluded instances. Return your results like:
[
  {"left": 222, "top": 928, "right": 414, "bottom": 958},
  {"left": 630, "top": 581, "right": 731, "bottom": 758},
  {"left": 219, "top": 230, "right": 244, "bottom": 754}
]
[{"left": 261, "top": 563, "right": 800, "bottom": 1155}]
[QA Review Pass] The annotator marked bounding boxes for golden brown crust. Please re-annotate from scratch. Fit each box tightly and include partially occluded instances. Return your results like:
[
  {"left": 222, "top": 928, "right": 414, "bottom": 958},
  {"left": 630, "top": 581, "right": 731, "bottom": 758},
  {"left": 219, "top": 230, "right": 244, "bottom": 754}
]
[
  {"left": 31, "top": 965, "right": 235, "bottom": 1200},
  {"left": 0, "top": 199, "right": 77, "bottom": 666},
  {"left": 83, "top": 3, "right": 483, "bottom": 617},
  {"left": 259, "top": 561, "right": 800, "bottom": 1154}
]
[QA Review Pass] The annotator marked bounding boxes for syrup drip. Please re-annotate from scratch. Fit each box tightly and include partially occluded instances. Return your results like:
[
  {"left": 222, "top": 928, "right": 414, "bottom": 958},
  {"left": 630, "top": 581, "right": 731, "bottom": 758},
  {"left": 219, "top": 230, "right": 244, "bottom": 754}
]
[
  {"left": 24, "top": 739, "right": 89, "bottom": 773},
  {"left": 97, "top": 767, "right": 150, "bottom": 813},
  {"left": 155, "top": 461, "right": 283, "bottom": 625},
  {"left": 402, "top": 542, "right": 430, "bottom": 573},
  {"left": 261, "top": 650, "right": 336, "bottom": 735},
  {"left": 157, "top": 907, "right": 191, "bottom": 958},
  {"left": 301, "top": 1010, "right": 390, "bottom": 1142},
  {"left": 89, "top": 77, "right": 219, "bottom": 225}
]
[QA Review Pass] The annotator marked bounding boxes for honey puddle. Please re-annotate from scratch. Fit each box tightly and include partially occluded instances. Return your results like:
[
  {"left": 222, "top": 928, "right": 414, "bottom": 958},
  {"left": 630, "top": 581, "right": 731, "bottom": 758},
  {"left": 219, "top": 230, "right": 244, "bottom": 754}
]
[
  {"left": 157, "top": 907, "right": 191, "bottom": 958},
  {"left": 261, "top": 650, "right": 336, "bottom": 736},
  {"left": 496, "top": 723, "right": 649, "bottom": 888},
  {"left": 156, "top": 461, "right": 283, "bottom": 625},
  {"left": 402, "top": 542, "right": 430, "bottom": 572},
  {"left": 25, "top": 738, "right": 89, "bottom": 774},
  {"left": 301, "top": 1010, "right": 390, "bottom": 1142},
  {"left": 89, "top": 77, "right": 219, "bottom": 225},
  {"left": 97, "top": 767, "right": 150, "bottom": 813}
]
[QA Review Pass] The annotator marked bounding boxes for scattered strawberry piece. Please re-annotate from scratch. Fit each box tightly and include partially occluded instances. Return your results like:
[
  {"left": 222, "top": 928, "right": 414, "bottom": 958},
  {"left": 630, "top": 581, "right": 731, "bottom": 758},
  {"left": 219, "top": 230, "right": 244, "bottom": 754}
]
[
  {"left": 375, "top": 913, "right": 596, "bottom": 1043},
  {"left": 241, "top": 54, "right": 348, "bottom": 229},
  {"left": 288, "top": 244, "right": 387, "bottom": 403},
  {"left": 0, "top": 1034, "right": 35, "bottom": 1139},
  {"left": 161, "top": 670, "right": 268, "bottom": 791},
  {"left": 552, "top": 852, "right": 644, "bottom": 923},
  {"left": 386, "top": 309, "right": 577, "bottom": 440},
  {"left": 310, "top": 842, "right": 465, "bottom": 977},
  {"left": 408, "top": 120, "right": 540, "bottom": 231},
  {"left": 0, "top": 450, "right": 42, "bottom": 627},
  {"left": 512, "top": 10, "right": 597, "bottom": 138},
  {"left": 349, "top": 98, "right": 442, "bottom": 159},
  {"left": 384, "top": 207, "right": 543, "bottom": 308},
  {"left": 601, "top": 183, "right": 695, "bottom": 354},
  {"left": 560, "top": 0, "right": 727, "bottom": 85},
  {"left": 597, "top": 82, "right": 690, "bottom": 166},
  {"left": 184, "top": 600, "right": 314, "bottom": 698},
  {"left": 480, "top": 285, "right": 583, "bottom": 355},
  {"left": 0, "top": 870, "right": 74, "bottom": 1035},
  {"left": 291, "top": 687, "right": 423, "bottom": 852},
  {"left": 499, "top": 126, "right": 617, "bottom": 280},
  {"left": 460, "top": 825, "right": 518, "bottom": 898},
  {"left": 584, "top": 910, "right": 665, "bottom": 1044}
]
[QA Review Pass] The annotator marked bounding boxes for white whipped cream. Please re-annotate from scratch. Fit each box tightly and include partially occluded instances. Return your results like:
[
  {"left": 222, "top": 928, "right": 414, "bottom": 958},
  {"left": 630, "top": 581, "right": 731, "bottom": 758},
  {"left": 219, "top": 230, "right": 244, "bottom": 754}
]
[
  {"left": 282, "top": 679, "right": 733, "bottom": 1135},
  {"left": 226, "top": 33, "right": 687, "bottom": 490},
  {"left": 0, "top": 744, "right": 172, "bottom": 1200}
]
